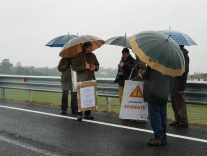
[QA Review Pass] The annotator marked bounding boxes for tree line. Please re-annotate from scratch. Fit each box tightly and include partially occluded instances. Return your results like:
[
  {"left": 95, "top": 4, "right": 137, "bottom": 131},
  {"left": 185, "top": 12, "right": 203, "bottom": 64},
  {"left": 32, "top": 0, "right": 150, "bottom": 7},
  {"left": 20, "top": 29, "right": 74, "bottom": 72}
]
[{"left": 0, "top": 59, "right": 117, "bottom": 78}]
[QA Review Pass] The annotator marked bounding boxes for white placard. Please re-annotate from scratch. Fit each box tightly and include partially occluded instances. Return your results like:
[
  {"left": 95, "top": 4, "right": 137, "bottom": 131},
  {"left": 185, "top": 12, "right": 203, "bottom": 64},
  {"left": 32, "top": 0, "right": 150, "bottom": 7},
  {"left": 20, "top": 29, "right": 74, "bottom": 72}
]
[
  {"left": 119, "top": 80, "right": 148, "bottom": 120},
  {"left": 80, "top": 86, "right": 96, "bottom": 109}
]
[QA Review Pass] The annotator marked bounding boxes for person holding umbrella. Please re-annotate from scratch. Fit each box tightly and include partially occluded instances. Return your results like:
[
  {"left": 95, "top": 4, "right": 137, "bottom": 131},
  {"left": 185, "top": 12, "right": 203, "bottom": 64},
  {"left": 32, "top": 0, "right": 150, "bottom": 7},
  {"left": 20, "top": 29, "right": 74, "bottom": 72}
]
[
  {"left": 169, "top": 45, "right": 189, "bottom": 127},
  {"left": 129, "top": 31, "right": 185, "bottom": 146},
  {"left": 159, "top": 30, "right": 196, "bottom": 128},
  {"left": 71, "top": 42, "right": 100, "bottom": 121},
  {"left": 46, "top": 34, "right": 78, "bottom": 115},
  {"left": 59, "top": 35, "right": 104, "bottom": 121}
]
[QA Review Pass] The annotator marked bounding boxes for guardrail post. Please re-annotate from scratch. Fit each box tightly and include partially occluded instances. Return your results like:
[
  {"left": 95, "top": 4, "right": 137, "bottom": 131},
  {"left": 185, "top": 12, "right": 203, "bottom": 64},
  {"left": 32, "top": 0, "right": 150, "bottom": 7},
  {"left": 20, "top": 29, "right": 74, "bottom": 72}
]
[
  {"left": 106, "top": 97, "right": 111, "bottom": 112},
  {"left": 1, "top": 88, "right": 5, "bottom": 99},
  {"left": 28, "top": 90, "right": 32, "bottom": 101}
]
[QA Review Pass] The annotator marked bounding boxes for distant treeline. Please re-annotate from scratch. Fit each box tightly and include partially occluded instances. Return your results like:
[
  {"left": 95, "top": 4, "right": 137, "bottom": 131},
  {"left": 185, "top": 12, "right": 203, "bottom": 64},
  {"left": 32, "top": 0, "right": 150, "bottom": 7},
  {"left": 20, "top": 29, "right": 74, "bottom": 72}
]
[{"left": 0, "top": 59, "right": 117, "bottom": 78}]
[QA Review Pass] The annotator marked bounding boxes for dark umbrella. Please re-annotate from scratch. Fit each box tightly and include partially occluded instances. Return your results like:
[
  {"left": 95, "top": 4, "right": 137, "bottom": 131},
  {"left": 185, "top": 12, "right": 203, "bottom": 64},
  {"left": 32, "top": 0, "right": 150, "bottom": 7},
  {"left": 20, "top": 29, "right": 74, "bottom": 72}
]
[
  {"left": 45, "top": 34, "right": 77, "bottom": 47},
  {"left": 129, "top": 31, "right": 185, "bottom": 77},
  {"left": 105, "top": 36, "right": 131, "bottom": 49}
]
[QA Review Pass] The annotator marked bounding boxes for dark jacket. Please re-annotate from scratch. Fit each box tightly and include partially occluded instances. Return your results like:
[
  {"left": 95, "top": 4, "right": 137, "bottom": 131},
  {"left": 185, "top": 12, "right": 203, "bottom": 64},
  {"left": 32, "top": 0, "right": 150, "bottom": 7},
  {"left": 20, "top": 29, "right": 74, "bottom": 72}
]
[
  {"left": 142, "top": 67, "right": 170, "bottom": 105},
  {"left": 115, "top": 55, "right": 136, "bottom": 86},
  {"left": 170, "top": 48, "right": 189, "bottom": 92},
  {"left": 57, "top": 58, "right": 72, "bottom": 90},
  {"left": 132, "top": 59, "right": 147, "bottom": 81},
  {"left": 71, "top": 52, "right": 99, "bottom": 82}
]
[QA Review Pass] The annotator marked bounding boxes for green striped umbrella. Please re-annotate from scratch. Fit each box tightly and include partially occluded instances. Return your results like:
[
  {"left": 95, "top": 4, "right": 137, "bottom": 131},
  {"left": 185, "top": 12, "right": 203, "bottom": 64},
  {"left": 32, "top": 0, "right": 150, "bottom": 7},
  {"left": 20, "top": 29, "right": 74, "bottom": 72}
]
[{"left": 129, "top": 31, "right": 185, "bottom": 77}]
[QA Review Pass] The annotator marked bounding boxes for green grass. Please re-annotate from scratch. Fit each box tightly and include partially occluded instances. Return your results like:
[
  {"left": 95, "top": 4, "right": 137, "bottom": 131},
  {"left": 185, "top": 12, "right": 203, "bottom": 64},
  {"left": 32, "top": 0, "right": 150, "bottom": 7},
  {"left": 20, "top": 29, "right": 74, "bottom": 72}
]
[
  {"left": 1, "top": 89, "right": 207, "bottom": 126},
  {"left": 1, "top": 89, "right": 62, "bottom": 104},
  {"left": 167, "top": 103, "right": 207, "bottom": 125}
]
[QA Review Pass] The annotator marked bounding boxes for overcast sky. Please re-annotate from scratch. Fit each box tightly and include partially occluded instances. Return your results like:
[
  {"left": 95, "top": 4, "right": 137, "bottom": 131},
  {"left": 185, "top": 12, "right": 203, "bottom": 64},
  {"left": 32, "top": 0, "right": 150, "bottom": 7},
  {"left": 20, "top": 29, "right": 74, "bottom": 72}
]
[{"left": 0, "top": 0, "right": 206, "bottom": 74}]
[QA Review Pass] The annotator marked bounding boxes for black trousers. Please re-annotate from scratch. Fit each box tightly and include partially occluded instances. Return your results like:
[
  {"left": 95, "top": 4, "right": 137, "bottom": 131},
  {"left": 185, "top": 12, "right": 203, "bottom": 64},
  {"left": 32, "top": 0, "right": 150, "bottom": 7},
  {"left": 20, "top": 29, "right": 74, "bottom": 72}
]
[
  {"left": 61, "top": 90, "right": 78, "bottom": 113},
  {"left": 78, "top": 110, "right": 91, "bottom": 116}
]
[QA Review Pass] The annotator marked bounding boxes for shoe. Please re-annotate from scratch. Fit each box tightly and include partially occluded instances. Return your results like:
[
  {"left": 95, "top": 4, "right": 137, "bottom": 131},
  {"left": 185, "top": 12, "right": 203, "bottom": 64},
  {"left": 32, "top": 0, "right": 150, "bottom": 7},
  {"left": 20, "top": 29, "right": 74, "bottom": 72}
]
[
  {"left": 71, "top": 110, "right": 78, "bottom": 115},
  {"left": 169, "top": 121, "right": 188, "bottom": 128},
  {"left": 60, "top": 111, "right": 67, "bottom": 115},
  {"left": 84, "top": 115, "right": 94, "bottom": 120},
  {"left": 169, "top": 121, "right": 179, "bottom": 127},
  {"left": 77, "top": 114, "right": 83, "bottom": 121},
  {"left": 147, "top": 138, "right": 167, "bottom": 146},
  {"left": 177, "top": 122, "right": 188, "bottom": 128}
]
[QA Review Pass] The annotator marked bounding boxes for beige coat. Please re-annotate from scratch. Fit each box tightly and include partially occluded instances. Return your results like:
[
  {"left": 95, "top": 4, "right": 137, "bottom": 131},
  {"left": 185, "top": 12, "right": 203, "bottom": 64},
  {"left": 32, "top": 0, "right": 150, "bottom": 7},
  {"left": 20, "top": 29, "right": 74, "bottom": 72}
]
[
  {"left": 57, "top": 58, "right": 72, "bottom": 90},
  {"left": 71, "top": 52, "right": 99, "bottom": 82}
]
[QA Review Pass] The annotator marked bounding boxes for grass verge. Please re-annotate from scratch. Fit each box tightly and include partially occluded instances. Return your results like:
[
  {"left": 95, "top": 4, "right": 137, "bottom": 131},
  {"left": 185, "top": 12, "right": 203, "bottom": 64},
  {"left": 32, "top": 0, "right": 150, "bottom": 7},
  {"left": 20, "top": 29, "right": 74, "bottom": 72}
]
[{"left": 1, "top": 89, "right": 207, "bottom": 126}]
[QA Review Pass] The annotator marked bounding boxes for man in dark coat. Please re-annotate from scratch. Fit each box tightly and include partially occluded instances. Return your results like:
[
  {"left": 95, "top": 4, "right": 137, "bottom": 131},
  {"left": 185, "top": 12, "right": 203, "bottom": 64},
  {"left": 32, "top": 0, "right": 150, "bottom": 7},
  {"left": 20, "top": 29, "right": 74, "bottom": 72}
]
[
  {"left": 169, "top": 45, "right": 189, "bottom": 127},
  {"left": 141, "top": 66, "right": 170, "bottom": 146},
  {"left": 71, "top": 42, "right": 99, "bottom": 121},
  {"left": 58, "top": 58, "right": 78, "bottom": 115},
  {"left": 114, "top": 48, "right": 136, "bottom": 103}
]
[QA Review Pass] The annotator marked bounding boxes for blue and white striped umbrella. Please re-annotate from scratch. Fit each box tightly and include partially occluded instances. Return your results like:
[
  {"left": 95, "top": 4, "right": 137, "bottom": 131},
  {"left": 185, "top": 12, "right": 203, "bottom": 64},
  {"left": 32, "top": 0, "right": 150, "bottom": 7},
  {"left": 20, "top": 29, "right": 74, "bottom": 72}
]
[{"left": 159, "top": 30, "right": 197, "bottom": 46}]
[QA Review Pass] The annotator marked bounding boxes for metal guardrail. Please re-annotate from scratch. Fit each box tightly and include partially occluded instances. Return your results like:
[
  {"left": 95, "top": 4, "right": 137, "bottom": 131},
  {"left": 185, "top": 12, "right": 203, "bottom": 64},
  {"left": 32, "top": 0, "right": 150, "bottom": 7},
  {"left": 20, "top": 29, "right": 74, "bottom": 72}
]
[
  {"left": 0, "top": 75, "right": 207, "bottom": 106},
  {"left": 0, "top": 75, "right": 119, "bottom": 112}
]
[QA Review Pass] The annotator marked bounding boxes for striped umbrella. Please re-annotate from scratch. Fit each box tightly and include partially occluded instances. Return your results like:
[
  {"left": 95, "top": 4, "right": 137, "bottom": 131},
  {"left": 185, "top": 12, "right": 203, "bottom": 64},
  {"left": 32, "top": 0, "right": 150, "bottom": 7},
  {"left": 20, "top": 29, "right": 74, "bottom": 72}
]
[
  {"left": 159, "top": 30, "right": 197, "bottom": 46},
  {"left": 129, "top": 31, "right": 185, "bottom": 77}
]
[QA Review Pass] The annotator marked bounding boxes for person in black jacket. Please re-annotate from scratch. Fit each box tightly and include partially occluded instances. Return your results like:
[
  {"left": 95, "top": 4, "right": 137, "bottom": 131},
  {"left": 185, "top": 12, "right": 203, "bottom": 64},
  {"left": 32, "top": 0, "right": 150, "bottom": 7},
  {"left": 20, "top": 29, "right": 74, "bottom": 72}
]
[
  {"left": 114, "top": 48, "right": 136, "bottom": 103},
  {"left": 140, "top": 66, "right": 170, "bottom": 146},
  {"left": 58, "top": 58, "right": 78, "bottom": 115},
  {"left": 169, "top": 45, "right": 189, "bottom": 127}
]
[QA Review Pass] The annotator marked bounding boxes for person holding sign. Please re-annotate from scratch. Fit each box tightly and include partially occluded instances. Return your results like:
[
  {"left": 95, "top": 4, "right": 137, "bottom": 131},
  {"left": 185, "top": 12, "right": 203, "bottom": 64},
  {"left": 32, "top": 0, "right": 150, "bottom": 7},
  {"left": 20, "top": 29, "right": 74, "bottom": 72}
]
[
  {"left": 114, "top": 48, "right": 136, "bottom": 103},
  {"left": 71, "top": 42, "right": 99, "bottom": 121}
]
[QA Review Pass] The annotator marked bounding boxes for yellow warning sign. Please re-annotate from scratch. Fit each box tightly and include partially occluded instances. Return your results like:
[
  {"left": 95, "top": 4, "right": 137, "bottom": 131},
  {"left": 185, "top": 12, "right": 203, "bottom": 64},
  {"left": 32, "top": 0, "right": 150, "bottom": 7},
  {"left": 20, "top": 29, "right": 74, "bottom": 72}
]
[{"left": 130, "top": 85, "right": 143, "bottom": 98}]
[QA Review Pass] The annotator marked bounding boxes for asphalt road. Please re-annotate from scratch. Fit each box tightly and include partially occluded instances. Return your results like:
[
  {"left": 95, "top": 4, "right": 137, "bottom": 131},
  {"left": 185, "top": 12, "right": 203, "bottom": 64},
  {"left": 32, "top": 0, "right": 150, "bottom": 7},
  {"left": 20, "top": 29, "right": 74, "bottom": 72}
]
[{"left": 0, "top": 100, "right": 207, "bottom": 156}]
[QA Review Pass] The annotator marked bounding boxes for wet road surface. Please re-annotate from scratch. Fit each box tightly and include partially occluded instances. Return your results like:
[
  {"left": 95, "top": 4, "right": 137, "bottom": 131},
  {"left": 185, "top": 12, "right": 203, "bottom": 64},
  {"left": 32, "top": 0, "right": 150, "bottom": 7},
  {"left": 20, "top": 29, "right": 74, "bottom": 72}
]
[{"left": 0, "top": 100, "right": 207, "bottom": 156}]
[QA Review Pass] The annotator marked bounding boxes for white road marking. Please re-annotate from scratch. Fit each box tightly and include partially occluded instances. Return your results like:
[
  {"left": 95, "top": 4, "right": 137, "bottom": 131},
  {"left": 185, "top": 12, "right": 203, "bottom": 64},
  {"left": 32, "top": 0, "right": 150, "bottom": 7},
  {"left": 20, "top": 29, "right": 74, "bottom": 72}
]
[
  {"left": 0, "top": 105, "right": 207, "bottom": 144},
  {"left": 0, "top": 135, "right": 59, "bottom": 156}
]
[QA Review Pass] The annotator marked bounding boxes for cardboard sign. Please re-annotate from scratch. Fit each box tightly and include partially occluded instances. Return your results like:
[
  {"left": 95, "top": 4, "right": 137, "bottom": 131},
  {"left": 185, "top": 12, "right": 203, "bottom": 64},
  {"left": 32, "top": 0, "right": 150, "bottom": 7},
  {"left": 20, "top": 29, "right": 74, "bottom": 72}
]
[
  {"left": 119, "top": 80, "right": 148, "bottom": 120},
  {"left": 77, "top": 81, "right": 97, "bottom": 112}
]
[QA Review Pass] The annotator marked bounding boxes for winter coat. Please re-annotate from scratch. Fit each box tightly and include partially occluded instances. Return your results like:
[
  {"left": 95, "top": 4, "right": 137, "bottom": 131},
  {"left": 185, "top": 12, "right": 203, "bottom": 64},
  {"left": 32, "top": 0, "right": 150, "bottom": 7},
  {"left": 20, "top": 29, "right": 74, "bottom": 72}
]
[
  {"left": 132, "top": 59, "right": 147, "bottom": 81},
  {"left": 114, "top": 55, "right": 136, "bottom": 86},
  {"left": 57, "top": 58, "right": 72, "bottom": 90},
  {"left": 170, "top": 48, "right": 189, "bottom": 92},
  {"left": 142, "top": 67, "right": 170, "bottom": 105},
  {"left": 71, "top": 52, "right": 99, "bottom": 82}
]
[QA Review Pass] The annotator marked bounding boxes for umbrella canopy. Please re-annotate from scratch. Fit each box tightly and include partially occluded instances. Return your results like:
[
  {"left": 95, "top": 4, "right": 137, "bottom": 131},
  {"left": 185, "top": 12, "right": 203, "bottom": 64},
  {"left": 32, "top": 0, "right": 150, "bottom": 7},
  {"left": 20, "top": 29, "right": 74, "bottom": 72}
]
[
  {"left": 159, "top": 30, "right": 197, "bottom": 46},
  {"left": 45, "top": 34, "right": 77, "bottom": 47},
  {"left": 105, "top": 36, "right": 131, "bottom": 48},
  {"left": 129, "top": 31, "right": 185, "bottom": 77},
  {"left": 59, "top": 35, "right": 105, "bottom": 58}
]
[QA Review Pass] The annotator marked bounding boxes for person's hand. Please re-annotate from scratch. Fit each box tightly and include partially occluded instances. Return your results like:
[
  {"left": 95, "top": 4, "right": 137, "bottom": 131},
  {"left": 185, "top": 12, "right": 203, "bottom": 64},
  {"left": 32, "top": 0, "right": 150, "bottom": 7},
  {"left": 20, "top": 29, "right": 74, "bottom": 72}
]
[
  {"left": 119, "top": 62, "right": 124, "bottom": 68},
  {"left": 90, "top": 64, "right": 96, "bottom": 71},
  {"left": 85, "top": 63, "right": 91, "bottom": 69},
  {"left": 138, "top": 69, "right": 143, "bottom": 78}
]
